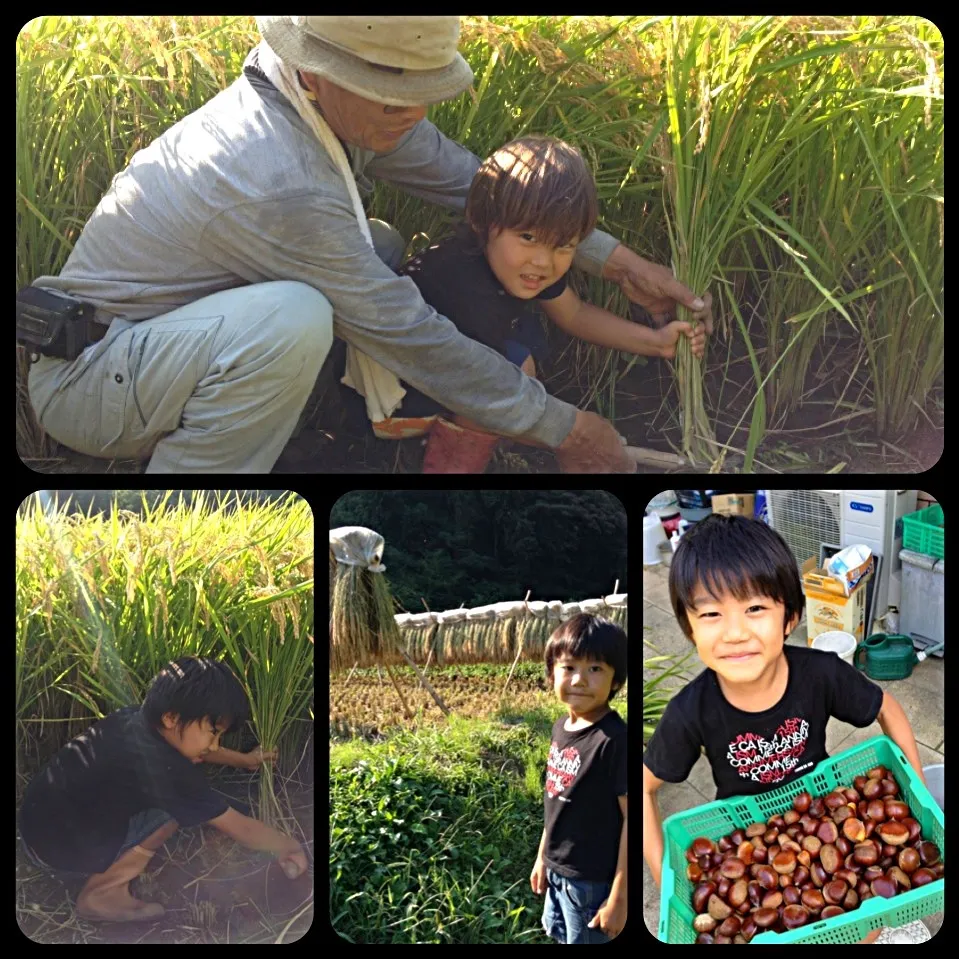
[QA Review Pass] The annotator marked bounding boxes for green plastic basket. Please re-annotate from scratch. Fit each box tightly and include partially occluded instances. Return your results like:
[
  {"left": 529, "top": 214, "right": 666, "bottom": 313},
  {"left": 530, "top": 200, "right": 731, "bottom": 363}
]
[
  {"left": 902, "top": 504, "right": 944, "bottom": 560},
  {"left": 658, "top": 735, "right": 944, "bottom": 943}
]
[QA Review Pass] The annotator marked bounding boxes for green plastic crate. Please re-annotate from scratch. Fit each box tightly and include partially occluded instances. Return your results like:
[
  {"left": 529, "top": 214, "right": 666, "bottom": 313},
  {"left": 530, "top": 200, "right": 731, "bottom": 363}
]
[
  {"left": 658, "top": 735, "right": 944, "bottom": 943},
  {"left": 902, "top": 504, "right": 944, "bottom": 560}
]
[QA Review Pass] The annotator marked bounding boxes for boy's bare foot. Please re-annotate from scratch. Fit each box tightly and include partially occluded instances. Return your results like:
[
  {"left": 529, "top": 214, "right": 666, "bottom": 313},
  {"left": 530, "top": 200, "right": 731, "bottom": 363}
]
[{"left": 857, "top": 928, "right": 883, "bottom": 944}]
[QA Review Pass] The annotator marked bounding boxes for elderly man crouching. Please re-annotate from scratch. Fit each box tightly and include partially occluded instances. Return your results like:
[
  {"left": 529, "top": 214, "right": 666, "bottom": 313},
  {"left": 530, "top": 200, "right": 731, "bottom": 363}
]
[{"left": 19, "top": 16, "right": 712, "bottom": 473}]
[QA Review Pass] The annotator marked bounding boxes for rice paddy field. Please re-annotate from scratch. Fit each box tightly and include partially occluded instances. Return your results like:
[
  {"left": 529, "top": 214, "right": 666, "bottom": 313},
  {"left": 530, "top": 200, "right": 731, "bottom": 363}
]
[
  {"left": 17, "top": 16, "right": 942, "bottom": 473},
  {"left": 16, "top": 490, "right": 314, "bottom": 943}
]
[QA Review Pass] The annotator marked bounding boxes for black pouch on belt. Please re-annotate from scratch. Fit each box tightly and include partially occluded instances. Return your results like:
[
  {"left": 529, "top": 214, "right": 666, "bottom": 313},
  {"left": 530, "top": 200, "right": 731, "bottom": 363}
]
[{"left": 16, "top": 286, "right": 100, "bottom": 362}]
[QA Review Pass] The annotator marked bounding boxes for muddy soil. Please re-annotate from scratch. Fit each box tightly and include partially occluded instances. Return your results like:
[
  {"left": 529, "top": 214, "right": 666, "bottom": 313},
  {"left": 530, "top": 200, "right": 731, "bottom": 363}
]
[{"left": 16, "top": 769, "right": 313, "bottom": 943}]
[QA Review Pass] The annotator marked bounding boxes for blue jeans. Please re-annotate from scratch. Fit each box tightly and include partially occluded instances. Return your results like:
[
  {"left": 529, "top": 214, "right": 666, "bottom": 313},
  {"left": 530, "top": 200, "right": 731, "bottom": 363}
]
[
  {"left": 541, "top": 866, "right": 613, "bottom": 944},
  {"left": 20, "top": 808, "right": 172, "bottom": 878}
]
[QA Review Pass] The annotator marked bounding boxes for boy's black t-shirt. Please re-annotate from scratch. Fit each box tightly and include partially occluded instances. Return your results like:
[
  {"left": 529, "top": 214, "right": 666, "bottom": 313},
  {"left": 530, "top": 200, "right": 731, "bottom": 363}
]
[
  {"left": 543, "top": 708, "right": 628, "bottom": 884},
  {"left": 397, "top": 222, "right": 567, "bottom": 355},
  {"left": 643, "top": 645, "right": 884, "bottom": 800},
  {"left": 18, "top": 706, "right": 229, "bottom": 873}
]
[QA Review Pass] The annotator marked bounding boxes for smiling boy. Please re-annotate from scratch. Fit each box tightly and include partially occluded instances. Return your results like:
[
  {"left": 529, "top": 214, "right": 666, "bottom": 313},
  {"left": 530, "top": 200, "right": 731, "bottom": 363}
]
[
  {"left": 18, "top": 656, "right": 305, "bottom": 922},
  {"left": 531, "top": 614, "right": 628, "bottom": 943},
  {"left": 390, "top": 135, "right": 708, "bottom": 471},
  {"left": 642, "top": 513, "right": 930, "bottom": 943}
]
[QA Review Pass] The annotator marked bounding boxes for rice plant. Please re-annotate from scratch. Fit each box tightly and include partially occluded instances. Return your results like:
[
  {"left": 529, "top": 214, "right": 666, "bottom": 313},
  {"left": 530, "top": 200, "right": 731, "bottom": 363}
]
[{"left": 16, "top": 490, "right": 314, "bottom": 833}]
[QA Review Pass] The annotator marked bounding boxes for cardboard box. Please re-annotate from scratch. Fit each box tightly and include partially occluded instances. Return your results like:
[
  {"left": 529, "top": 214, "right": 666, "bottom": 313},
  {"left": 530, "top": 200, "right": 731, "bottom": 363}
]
[
  {"left": 802, "top": 555, "right": 874, "bottom": 643},
  {"left": 711, "top": 493, "right": 756, "bottom": 517}
]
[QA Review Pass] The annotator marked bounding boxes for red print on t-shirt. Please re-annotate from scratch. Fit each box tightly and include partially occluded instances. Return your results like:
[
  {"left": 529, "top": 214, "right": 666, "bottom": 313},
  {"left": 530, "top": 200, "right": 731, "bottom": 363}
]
[
  {"left": 726, "top": 719, "right": 809, "bottom": 786},
  {"left": 546, "top": 742, "right": 582, "bottom": 797}
]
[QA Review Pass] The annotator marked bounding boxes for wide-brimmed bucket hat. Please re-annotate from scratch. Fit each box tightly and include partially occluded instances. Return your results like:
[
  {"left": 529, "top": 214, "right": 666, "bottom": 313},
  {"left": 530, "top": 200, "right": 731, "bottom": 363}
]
[{"left": 256, "top": 16, "right": 474, "bottom": 107}]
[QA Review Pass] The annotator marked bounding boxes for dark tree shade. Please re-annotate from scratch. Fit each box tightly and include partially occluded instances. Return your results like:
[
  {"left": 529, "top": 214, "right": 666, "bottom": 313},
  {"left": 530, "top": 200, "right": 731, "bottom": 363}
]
[{"left": 329, "top": 490, "right": 626, "bottom": 611}]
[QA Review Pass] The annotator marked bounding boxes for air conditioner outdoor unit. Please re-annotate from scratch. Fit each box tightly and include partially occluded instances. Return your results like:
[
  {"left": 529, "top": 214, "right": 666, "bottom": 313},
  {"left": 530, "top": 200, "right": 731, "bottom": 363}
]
[{"left": 767, "top": 490, "right": 917, "bottom": 624}]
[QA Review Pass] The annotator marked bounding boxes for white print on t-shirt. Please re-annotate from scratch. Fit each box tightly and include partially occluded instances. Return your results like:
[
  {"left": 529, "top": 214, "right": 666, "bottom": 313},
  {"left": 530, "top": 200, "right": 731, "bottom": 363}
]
[
  {"left": 725, "top": 718, "right": 810, "bottom": 787},
  {"left": 546, "top": 742, "right": 582, "bottom": 798}
]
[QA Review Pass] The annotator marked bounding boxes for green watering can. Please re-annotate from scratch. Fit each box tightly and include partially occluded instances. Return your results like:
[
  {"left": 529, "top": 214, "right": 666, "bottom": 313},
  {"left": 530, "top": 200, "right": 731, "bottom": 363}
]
[{"left": 854, "top": 633, "right": 946, "bottom": 680}]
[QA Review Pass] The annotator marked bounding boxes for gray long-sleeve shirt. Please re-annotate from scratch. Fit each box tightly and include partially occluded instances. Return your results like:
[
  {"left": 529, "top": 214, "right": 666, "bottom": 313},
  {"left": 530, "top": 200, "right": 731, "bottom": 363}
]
[{"left": 32, "top": 45, "right": 621, "bottom": 447}]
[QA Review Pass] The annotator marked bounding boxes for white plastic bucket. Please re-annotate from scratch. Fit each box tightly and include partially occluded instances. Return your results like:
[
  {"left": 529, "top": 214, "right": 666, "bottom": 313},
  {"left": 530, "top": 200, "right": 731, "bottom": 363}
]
[
  {"left": 922, "top": 764, "right": 944, "bottom": 816},
  {"left": 811, "top": 630, "right": 858, "bottom": 666},
  {"left": 644, "top": 514, "right": 667, "bottom": 565}
]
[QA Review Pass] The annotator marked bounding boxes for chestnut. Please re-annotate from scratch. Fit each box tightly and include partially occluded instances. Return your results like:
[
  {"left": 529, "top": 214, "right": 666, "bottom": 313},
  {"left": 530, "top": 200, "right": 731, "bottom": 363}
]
[
  {"left": 897, "top": 847, "right": 920, "bottom": 874},
  {"left": 867, "top": 764, "right": 888, "bottom": 780},
  {"left": 862, "top": 779, "right": 883, "bottom": 800},
  {"left": 824, "top": 791, "right": 847, "bottom": 811},
  {"left": 693, "top": 913, "right": 717, "bottom": 934},
  {"left": 694, "top": 932, "right": 714, "bottom": 944},
  {"left": 793, "top": 791, "right": 812, "bottom": 813},
  {"left": 842, "top": 818, "right": 867, "bottom": 842},
  {"left": 870, "top": 876, "right": 897, "bottom": 898},
  {"left": 761, "top": 890, "right": 783, "bottom": 910},
  {"left": 842, "top": 887, "right": 860, "bottom": 911},
  {"left": 809, "top": 798, "right": 826, "bottom": 818},
  {"left": 876, "top": 821, "right": 909, "bottom": 846},
  {"left": 692, "top": 837, "right": 716, "bottom": 858},
  {"left": 720, "top": 857, "right": 746, "bottom": 880},
  {"left": 880, "top": 778, "right": 899, "bottom": 798},
  {"left": 884, "top": 799, "right": 909, "bottom": 820},
  {"left": 816, "top": 820, "right": 839, "bottom": 845},
  {"left": 772, "top": 850, "right": 797, "bottom": 875},
  {"left": 730, "top": 828, "right": 746, "bottom": 846},
  {"left": 783, "top": 884, "right": 802, "bottom": 905},
  {"left": 820, "top": 905, "right": 845, "bottom": 919},
  {"left": 823, "top": 879, "right": 849, "bottom": 904},
  {"left": 755, "top": 865, "right": 779, "bottom": 890},
  {"left": 752, "top": 908, "right": 778, "bottom": 928},
  {"left": 740, "top": 916, "right": 758, "bottom": 942},
  {"left": 810, "top": 861, "right": 828, "bottom": 887},
  {"left": 717, "top": 915, "right": 742, "bottom": 938},
  {"left": 911, "top": 867, "right": 937, "bottom": 887},
  {"left": 918, "top": 841, "right": 941, "bottom": 866},
  {"left": 819, "top": 843, "right": 842, "bottom": 874},
  {"left": 801, "top": 888, "right": 825, "bottom": 912},
  {"left": 713, "top": 933, "right": 733, "bottom": 943},
  {"left": 692, "top": 881, "right": 717, "bottom": 913},
  {"left": 866, "top": 799, "right": 886, "bottom": 822},
  {"left": 728, "top": 878, "right": 749, "bottom": 908},
  {"left": 687, "top": 862, "right": 704, "bottom": 882},
  {"left": 887, "top": 866, "right": 912, "bottom": 890},
  {"left": 782, "top": 904, "right": 810, "bottom": 929},
  {"left": 707, "top": 893, "right": 732, "bottom": 921},
  {"left": 745, "top": 822, "right": 767, "bottom": 839},
  {"left": 901, "top": 818, "right": 922, "bottom": 842},
  {"left": 802, "top": 836, "right": 822, "bottom": 856},
  {"left": 854, "top": 842, "right": 879, "bottom": 866},
  {"left": 737, "top": 840, "right": 755, "bottom": 864}
]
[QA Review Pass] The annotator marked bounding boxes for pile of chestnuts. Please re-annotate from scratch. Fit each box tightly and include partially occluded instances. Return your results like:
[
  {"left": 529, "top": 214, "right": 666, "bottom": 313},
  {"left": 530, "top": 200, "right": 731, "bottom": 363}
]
[{"left": 685, "top": 764, "right": 943, "bottom": 943}]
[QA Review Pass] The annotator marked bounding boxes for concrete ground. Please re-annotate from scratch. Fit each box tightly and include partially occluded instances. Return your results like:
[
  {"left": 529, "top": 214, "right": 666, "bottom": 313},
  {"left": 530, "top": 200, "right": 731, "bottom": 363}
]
[{"left": 642, "top": 550, "right": 944, "bottom": 943}]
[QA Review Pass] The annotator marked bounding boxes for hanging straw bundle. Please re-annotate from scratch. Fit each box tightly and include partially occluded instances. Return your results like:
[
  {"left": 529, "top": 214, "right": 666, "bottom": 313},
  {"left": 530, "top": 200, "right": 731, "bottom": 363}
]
[{"left": 329, "top": 528, "right": 401, "bottom": 673}]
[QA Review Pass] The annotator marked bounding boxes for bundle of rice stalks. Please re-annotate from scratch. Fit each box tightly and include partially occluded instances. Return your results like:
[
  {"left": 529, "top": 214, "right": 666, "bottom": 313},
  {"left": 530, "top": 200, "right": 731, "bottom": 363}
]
[{"left": 329, "top": 558, "right": 401, "bottom": 672}]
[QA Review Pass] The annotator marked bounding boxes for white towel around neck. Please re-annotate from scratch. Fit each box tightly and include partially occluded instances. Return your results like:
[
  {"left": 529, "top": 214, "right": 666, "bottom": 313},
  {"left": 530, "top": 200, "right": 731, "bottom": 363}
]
[{"left": 258, "top": 40, "right": 406, "bottom": 424}]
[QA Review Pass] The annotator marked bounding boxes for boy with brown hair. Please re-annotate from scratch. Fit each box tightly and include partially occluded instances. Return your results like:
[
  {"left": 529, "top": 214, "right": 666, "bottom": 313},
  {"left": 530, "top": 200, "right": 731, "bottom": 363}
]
[{"left": 389, "top": 134, "right": 708, "bottom": 471}]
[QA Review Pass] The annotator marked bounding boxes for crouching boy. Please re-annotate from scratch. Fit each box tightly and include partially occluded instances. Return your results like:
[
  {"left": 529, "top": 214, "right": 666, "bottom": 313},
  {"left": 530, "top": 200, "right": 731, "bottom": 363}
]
[{"left": 18, "top": 656, "right": 306, "bottom": 922}]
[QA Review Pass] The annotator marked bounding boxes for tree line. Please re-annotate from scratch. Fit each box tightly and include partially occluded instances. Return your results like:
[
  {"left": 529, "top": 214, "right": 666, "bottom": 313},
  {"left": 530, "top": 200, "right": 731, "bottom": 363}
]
[{"left": 330, "top": 490, "right": 627, "bottom": 611}]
